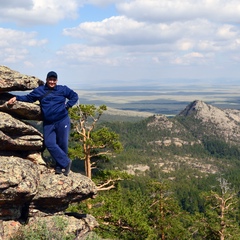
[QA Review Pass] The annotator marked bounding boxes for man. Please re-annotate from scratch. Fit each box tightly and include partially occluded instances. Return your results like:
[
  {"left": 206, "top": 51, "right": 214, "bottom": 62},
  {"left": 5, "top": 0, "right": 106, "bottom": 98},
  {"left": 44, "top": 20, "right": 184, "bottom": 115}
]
[{"left": 7, "top": 71, "right": 78, "bottom": 176}]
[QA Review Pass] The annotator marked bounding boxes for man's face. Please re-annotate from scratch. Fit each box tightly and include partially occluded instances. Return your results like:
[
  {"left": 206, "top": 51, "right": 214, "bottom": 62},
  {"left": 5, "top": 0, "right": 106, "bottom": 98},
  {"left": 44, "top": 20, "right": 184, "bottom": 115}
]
[{"left": 46, "top": 77, "right": 57, "bottom": 88}]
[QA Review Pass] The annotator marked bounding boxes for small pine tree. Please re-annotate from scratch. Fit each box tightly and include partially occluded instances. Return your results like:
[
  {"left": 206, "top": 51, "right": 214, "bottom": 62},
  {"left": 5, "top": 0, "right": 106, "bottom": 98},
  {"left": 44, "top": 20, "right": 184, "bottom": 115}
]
[{"left": 69, "top": 104, "right": 123, "bottom": 179}]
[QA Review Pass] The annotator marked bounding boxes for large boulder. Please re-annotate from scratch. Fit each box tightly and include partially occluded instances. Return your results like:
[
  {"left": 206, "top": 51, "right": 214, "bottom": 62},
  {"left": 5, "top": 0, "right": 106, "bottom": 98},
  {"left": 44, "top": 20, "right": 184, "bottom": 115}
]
[
  {"left": 30, "top": 171, "right": 97, "bottom": 217},
  {"left": 0, "top": 66, "right": 44, "bottom": 92},
  {"left": 0, "top": 156, "right": 98, "bottom": 239},
  {"left": 0, "top": 157, "right": 97, "bottom": 220},
  {"left": 0, "top": 157, "right": 40, "bottom": 220},
  {"left": 0, "top": 112, "right": 43, "bottom": 151},
  {"left": 0, "top": 92, "right": 42, "bottom": 121}
]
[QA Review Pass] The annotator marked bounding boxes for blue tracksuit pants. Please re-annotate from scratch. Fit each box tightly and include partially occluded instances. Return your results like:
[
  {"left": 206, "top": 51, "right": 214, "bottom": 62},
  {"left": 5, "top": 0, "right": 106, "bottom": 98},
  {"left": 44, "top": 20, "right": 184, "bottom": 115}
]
[{"left": 43, "top": 116, "right": 71, "bottom": 168}]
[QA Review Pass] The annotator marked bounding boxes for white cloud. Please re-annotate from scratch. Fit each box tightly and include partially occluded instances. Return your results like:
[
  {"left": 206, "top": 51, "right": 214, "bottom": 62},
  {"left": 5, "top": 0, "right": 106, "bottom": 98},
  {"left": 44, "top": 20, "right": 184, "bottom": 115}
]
[
  {"left": 0, "top": 28, "right": 47, "bottom": 47},
  {"left": 58, "top": 0, "right": 240, "bottom": 84},
  {"left": 0, "top": 0, "right": 33, "bottom": 9},
  {"left": 217, "top": 25, "right": 238, "bottom": 39},
  {"left": 177, "top": 40, "right": 194, "bottom": 51},
  {"left": 63, "top": 16, "right": 206, "bottom": 46},
  {"left": 172, "top": 52, "right": 207, "bottom": 66},
  {"left": 0, "top": 0, "right": 79, "bottom": 25},
  {"left": 2, "top": 48, "right": 28, "bottom": 63},
  {"left": 23, "top": 61, "right": 35, "bottom": 68},
  {"left": 63, "top": 16, "right": 240, "bottom": 55},
  {"left": 117, "top": 0, "right": 240, "bottom": 23},
  {"left": 57, "top": 44, "right": 108, "bottom": 61},
  {"left": 0, "top": 28, "right": 47, "bottom": 63},
  {"left": 56, "top": 43, "right": 130, "bottom": 67},
  {"left": 83, "top": 0, "right": 121, "bottom": 7}
]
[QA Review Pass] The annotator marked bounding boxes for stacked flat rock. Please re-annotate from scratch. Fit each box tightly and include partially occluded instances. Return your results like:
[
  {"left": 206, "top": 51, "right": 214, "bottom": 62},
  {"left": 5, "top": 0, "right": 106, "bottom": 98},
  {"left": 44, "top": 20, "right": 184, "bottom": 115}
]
[{"left": 0, "top": 66, "right": 44, "bottom": 160}]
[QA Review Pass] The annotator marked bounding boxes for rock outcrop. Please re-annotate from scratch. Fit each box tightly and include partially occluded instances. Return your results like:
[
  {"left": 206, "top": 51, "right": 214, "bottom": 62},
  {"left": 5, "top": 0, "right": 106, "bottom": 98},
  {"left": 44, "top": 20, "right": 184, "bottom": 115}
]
[
  {"left": 0, "top": 66, "right": 98, "bottom": 239},
  {"left": 0, "top": 66, "right": 44, "bottom": 163},
  {"left": 179, "top": 100, "right": 240, "bottom": 144},
  {"left": 0, "top": 66, "right": 44, "bottom": 92}
]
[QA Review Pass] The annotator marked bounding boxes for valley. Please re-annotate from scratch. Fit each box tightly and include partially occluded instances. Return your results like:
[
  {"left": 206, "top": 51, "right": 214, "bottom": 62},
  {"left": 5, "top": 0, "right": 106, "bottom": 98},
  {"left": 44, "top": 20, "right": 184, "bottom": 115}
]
[{"left": 75, "top": 83, "right": 240, "bottom": 117}]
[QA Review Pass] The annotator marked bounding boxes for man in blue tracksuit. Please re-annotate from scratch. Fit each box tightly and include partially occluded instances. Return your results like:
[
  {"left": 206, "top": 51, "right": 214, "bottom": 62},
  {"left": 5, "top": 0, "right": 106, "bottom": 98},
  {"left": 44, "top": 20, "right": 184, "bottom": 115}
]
[{"left": 7, "top": 71, "right": 78, "bottom": 176}]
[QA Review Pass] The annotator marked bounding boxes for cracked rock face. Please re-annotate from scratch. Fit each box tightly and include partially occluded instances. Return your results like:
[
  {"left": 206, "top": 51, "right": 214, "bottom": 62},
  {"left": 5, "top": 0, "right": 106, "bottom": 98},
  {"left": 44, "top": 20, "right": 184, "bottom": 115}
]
[
  {"left": 30, "top": 171, "right": 97, "bottom": 217},
  {"left": 0, "top": 66, "right": 44, "bottom": 92},
  {"left": 0, "top": 66, "right": 44, "bottom": 156},
  {"left": 0, "top": 157, "right": 40, "bottom": 220},
  {"left": 0, "top": 156, "right": 98, "bottom": 239},
  {"left": 0, "top": 156, "right": 97, "bottom": 220},
  {"left": 0, "top": 155, "right": 98, "bottom": 239},
  {"left": 0, "top": 112, "right": 43, "bottom": 151}
]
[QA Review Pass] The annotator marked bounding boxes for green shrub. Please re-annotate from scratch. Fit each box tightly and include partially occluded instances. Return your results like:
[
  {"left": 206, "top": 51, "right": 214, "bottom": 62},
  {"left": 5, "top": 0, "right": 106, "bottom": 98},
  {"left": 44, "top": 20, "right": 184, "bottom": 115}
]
[{"left": 11, "top": 217, "right": 74, "bottom": 240}]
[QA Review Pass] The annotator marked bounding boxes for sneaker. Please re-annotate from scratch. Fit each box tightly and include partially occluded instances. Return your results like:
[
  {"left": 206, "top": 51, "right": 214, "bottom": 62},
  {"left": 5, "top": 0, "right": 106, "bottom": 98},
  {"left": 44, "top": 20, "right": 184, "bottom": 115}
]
[
  {"left": 64, "top": 160, "right": 72, "bottom": 176},
  {"left": 55, "top": 167, "right": 62, "bottom": 174}
]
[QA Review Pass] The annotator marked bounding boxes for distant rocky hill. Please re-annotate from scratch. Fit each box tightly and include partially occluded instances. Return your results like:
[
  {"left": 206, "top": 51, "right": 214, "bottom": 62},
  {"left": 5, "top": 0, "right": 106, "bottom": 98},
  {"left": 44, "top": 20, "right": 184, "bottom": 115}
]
[
  {"left": 146, "top": 100, "right": 240, "bottom": 145},
  {"left": 178, "top": 100, "right": 240, "bottom": 144}
]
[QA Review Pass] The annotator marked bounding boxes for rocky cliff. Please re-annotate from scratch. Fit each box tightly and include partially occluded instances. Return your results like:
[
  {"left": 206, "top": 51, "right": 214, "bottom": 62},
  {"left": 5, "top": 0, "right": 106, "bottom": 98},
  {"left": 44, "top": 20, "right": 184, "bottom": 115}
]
[
  {"left": 0, "top": 66, "right": 98, "bottom": 239},
  {"left": 147, "top": 100, "right": 240, "bottom": 146},
  {"left": 179, "top": 100, "right": 240, "bottom": 144}
]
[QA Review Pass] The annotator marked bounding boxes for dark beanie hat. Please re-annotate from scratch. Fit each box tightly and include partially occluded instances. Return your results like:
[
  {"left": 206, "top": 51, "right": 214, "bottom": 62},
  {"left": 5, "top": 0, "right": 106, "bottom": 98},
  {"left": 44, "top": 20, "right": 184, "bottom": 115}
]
[{"left": 47, "top": 71, "right": 57, "bottom": 79}]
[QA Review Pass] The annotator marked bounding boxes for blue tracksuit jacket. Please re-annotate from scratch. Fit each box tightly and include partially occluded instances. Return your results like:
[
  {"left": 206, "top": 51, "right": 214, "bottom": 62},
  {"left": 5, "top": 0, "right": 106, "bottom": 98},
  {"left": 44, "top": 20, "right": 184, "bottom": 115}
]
[{"left": 16, "top": 84, "right": 78, "bottom": 123}]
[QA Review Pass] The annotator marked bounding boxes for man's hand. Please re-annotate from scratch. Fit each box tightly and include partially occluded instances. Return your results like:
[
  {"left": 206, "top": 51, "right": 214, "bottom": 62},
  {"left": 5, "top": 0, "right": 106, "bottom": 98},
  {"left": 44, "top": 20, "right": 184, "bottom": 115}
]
[{"left": 7, "top": 97, "right": 17, "bottom": 105}]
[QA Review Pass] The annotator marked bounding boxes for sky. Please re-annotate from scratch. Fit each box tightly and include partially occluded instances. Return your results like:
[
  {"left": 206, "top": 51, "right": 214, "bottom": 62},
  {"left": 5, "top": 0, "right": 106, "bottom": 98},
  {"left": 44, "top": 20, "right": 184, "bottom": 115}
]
[{"left": 1, "top": 0, "right": 240, "bottom": 88}]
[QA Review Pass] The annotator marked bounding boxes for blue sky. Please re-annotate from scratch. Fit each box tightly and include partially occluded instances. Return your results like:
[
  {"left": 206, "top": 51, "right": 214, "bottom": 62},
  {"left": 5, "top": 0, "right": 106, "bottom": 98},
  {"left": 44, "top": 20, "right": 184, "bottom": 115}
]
[{"left": 1, "top": 0, "right": 240, "bottom": 88}]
